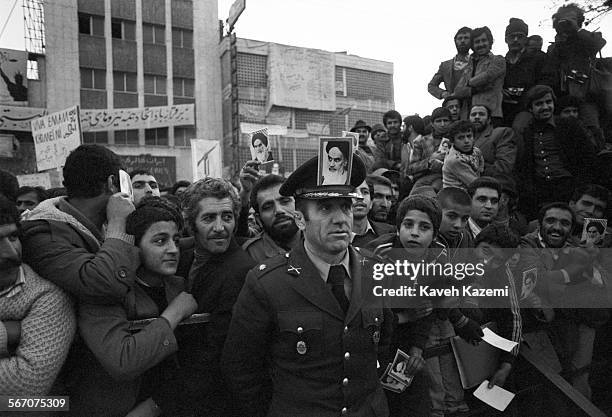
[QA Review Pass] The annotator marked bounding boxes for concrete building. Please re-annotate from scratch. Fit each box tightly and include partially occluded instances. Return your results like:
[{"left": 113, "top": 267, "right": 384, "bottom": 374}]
[
  {"left": 220, "top": 37, "right": 394, "bottom": 174},
  {"left": 1, "top": 0, "right": 222, "bottom": 188}
]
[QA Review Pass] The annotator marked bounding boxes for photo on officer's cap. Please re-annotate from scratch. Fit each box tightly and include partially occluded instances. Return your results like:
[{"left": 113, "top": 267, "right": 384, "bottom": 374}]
[
  {"left": 318, "top": 137, "right": 353, "bottom": 186},
  {"left": 249, "top": 128, "right": 274, "bottom": 164}
]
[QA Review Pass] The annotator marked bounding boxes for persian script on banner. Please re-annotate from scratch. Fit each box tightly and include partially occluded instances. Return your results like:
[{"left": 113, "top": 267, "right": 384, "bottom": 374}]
[
  {"left": 81, "top": 103, "right": 194, "bottom": 132},
  {"left": 31, "top": 105, "right": 82, "bottom": 171}
]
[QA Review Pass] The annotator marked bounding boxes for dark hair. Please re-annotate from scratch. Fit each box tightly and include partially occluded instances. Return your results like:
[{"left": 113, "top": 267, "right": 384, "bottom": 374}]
[
  {"left": 0, "top": 195, "right": 19, "bottom": 228},
  {"left": 467, "top": 176, "right": 502, "bottom": 198},
  {"left": 126, "top": 197, "right": 184, "bottom": 245},
  {"left": 555, "top": 95, "right": 582, "bottom": 114},
  {"left": 16, "top": 186, "right": 48, "bottom": 203},
  {"left": 325, "top": 141, "right": 349, "bottom": 159},
  {"left": 383, "top": 110, "right": 402, "bottom": 126},
  {"left": 431, "top": 107, "right": 451, "bottom": 122},
  {"left": 538, "top": 202, "right": 575, "bottom": 228},
  {"left": 63, "top": 145, "right": 123, "bottom": 199},
  {"left": 586, "top": 221, "right": 605, "bottom": 235},
  {"left": 403, "top": 115, "right": 425, "bottom": 135},
  {"left": 442, "top": 96, "right": 461, "bottom": 108},
  {"left": 366, "top": 174, "right": 393, "bottom": 191},
  {"left": 475, "top": 224, "right": 520, "bottom": 248},
  {"left": 469, "top": 104, "right": 492, "bottom": 119},
  {"left": 396, "top": 195, "right": 442, "bottom": 235},
  {"left": 528, "top": 34, "right": 543, "bottom": 42},
  {"left": 571, "top": 184, "right": 609, "bottom": 206},
  {"left": 181, "top": 178, "right": 241, "bottom": 233},
  {"left": 553, "top": 3, "right": 585, "bottom": 29},
  {"left": 524, "top": 85, "right": 556, "bottom": 110},
  {"left": 454, "top": 26, "right": 472, "bottom": 40},
  {"left": 471, "top": 26, "right": 494, "bottom": 44},
  {"left": 250, "top": 174, "right": 286, "bottom": 213},
  {"left": 252, "top": 131, "right": 268, "bottom": 147},
  {"left": 129, "top": 169, "right": 154, "bottom": 178},
  {"left": 437, "top": 187, "right": 471, "bottom": 209},
  {"left": 447, "top": 120, "right": 474, "bottom": 142},
  {"left": 171, "top": 180, "right": 191, "bottom": 195},
  {"left": 0, "top": 170, "right": 19, "bottom": 202}
]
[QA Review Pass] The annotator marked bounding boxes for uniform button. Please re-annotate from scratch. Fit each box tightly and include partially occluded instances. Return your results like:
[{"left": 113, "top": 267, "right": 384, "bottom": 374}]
[
  {"left": 163, "top": 339, "right": 170, "bottom": 346},
  {"left": 342, "top": 378, "right": 349, "bottom": 386},
  {"left": 118, "top": 269, "right": 127, "bottom": 278},
  {"left": 344, "top": 352, "right": 350, "bottom": 360},
  {"left": 344, "top": 326, "right": 349, "bottom": 334},
  {"left": 341, "top": 407, "right": 348, "bottom": 415},
  {"left": 374, "top": 317, "right": 380, "bottom": 323},
  {"left": 297, "top": 326, "right": 303, "bottom": 334}
]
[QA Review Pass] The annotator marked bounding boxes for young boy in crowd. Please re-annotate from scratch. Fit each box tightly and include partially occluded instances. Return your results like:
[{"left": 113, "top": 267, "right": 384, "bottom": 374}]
[
  {"left": 442, "top": 120, "right": 485, "bottom": 190},
  {"left": 436, "top": 187, "right": 474, "bottom": 255}
]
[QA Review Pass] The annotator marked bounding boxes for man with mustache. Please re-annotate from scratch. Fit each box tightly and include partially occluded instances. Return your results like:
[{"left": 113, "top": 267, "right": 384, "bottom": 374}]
[
  {"left": 373, "top": 110, "right": 403, "bottom": 171},
  {"left": 0, "top": 195, "right": 76, "bottom": 395},
  {"left": 466, "top": 176, "right": 501, "bottom": 240},
  {"left": 223, "top": 155, "right": 393, "bottom": 417},
  {"left": 176, "top": 178, "right": 256, "bottom": 415},
  {"left": 470, "top": 104, "right": 517, "bottom": 177},
  {"left": 502, "top": 18, "right": 546, "bottom": 127},
  {"left": 515, "top": 85, "right": 597, "bottom": 220},
  {"left": 352, "top": 179, "right": 395, "bottom": 248},
  {"left": 242, "top": 175, "right": 301, "bottom": 262}
]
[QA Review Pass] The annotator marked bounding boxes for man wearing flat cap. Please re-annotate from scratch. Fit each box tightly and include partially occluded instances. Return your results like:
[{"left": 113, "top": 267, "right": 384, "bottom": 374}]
[
  {"left": 351, "top": 120, "right": 376, "bottom": 171},
  {"left": 222, "top": 155, "right": 393, "bottom": 417}
]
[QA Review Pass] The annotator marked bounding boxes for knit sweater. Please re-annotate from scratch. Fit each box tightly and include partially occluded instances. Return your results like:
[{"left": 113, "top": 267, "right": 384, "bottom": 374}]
[
  {"left": 442, "top": 146, "right": 485, "bottom": 190},
  {"left": 0, "top": 264, "right": 76, "bottom": 395}
]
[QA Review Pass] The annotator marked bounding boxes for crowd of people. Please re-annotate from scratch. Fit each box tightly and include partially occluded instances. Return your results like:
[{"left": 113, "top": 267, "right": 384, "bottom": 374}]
[{"left": 1, "top": 3, "right": 612, "bottom": 417}]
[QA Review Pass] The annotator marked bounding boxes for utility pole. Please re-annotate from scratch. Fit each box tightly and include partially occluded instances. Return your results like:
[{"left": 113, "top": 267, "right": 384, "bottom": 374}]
[{"left": 226, "top": 0, "right": 245, "bottom": 175}]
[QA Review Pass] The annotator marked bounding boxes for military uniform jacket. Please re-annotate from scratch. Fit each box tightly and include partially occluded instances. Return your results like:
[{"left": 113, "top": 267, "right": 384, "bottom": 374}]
[{"left": 222, "top": 242, "right": 393, "bottom": 417}]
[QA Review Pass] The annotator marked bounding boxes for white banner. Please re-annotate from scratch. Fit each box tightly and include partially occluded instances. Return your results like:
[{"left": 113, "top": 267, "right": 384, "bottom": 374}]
[
  {"left": 191, "top": 139, "right": 222, "bottom": 180},
  {"left": 0, "top": 105, "right": 47, "bottom": 131},
  {"left": 31, "top": 105, "right": 82, "bottom": 171},
  {"left": 81, "top": 103, "right": 194, "bottom": 132},
  {"left": 266, "top": 43, "right": 335, "bottom": 113},
  {"left": 16, "top": 172, "right": 52, "bottom": 189}
]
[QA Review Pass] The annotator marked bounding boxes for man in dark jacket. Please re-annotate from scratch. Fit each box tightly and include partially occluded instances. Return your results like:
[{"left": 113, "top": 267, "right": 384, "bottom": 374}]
[
  {"left": 516, "top": 85, "right": 597, "bottom": 220},
  {"left": 222, "top": 155, "right": 393, "bottom": 417},
  {"left": 176, "top": 177, "right": 256, "bottom": 416},
  {"left": 352, "top": 180, "right": 395, "bottom": 248}
]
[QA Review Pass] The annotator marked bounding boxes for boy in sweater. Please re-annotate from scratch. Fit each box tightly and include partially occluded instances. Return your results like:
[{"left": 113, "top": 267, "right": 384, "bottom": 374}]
[
  {"left": 442, "top": 120, "right": 484, "bottom": 190},
  {"left": 0, "top": 195, "right": 76, "bottom": 395}
]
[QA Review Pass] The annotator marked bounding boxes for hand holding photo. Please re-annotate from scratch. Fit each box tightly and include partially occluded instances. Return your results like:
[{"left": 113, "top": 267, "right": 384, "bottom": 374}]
[
  {"left": 380, "top": 363, "right": 408, "bottom": 393},
  {"left": 318, "top": 137, "right": 353, "bottom": 186},
  {"left": 580, "top": 218, "right": 607, "bottom": 246},
  {"left": 249, "top": 128, "right": 274, "bottom": 164},
  {"left": 119, "top": 169, "right": 134, "bottom": 202},
  {"left": 388, "top": 349, "right": 415, "bottom": 386}
]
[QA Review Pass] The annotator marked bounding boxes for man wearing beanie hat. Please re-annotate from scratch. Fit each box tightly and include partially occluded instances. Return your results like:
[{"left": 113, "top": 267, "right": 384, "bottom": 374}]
[
  {"left": 516, "top": 84, "right": 597, "bottom": 220},
  {"left": 502, "top": 17, "right": 547, "bottom": 127},
  {"left": 406, "top": 107, "right": 451, "bottom": 191},
  {"left": 223, "top": 155, "right": 394, "bottom": 417}
]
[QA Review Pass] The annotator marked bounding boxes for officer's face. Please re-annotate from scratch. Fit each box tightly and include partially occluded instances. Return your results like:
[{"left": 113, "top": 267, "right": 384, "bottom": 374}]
[
  {"left": 300, "top": 198, "right": 352, "bottom": 256},
  {"left": 194, "top": 197, "right": 235, "bottom": 254},
  {"left": 256, "top": 184, "right": 298, "bottom": 241},
  {"left": 398, "top": 209, "right": 434, "bottom": 259},
  {"left": 139, "top": 221, "right": 180, "bottom": 277}
]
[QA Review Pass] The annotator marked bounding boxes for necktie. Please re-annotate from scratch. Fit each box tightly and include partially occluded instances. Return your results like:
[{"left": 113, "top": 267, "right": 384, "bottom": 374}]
[{"left": 328, "top": 265, "right": 350, "bottom": 314}]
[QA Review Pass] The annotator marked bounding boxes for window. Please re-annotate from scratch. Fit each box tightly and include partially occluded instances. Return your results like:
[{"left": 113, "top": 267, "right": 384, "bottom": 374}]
[
  {"left": 174, "top": 126, "right": 196, "bottom": 147},
  {"left": 144, "top": 75, "right": 167, "bottom": 95},
  {"left": 115, "top": 129, "right": 139, "bottom": 146},
  {"left": 81, "top": 68, "right": 106, "bottom": 90},
  {"left": 111, "top": 19, "right": 136, "bottom": 40},
  {"left": 78, "top": 14, "right": 104, "bottom": 36},
  {"left": 172, "top": 28, "right": 193, "bottom": 49},
  {"left": 145, "top": 127, "right": 168, "bottom": 146},
  {"left": 27, "top": 58, "right": 39, "bottom": 80},
  {"left": 113, "top": 72, "right": 137, "bottom": 92},
  {"left": 143, "top": 24, "right": 165, "bottom": 45},
  {"left": 173, "top": 78, "right": 194, "bottom": 97},
  {"left": 83, "top": 131, "right": 108, "bottom": 144}
]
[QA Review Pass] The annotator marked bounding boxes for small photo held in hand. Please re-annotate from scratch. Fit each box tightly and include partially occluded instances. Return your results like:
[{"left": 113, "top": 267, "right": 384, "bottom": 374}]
[
  {"left": 438, "top": 138, "right": 451, "bottom": 154},
  {"left": 388, "top": 349, "right": 415, "bottom": 387},
  {"left": 520, "top": 267, "right": 538, "bottom": 301},
  {"left": 119, "top": 169, "right": 134, "bottom": 202},
  {"left": 249, "top": 128, "right": 274, "bottom": 164},
  {"left": 318, "top": 137, "right": 353, "bottom": 186},
  {"left": 380, "top": 363, "right": 408, "bottom": 393},
  {"left": 581, "top": 218, "right": 607, "bottom": 246}
]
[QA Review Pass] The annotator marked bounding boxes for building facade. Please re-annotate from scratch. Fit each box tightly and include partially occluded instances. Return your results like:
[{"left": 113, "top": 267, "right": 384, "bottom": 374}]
[{"left": 220, "top": 37, "right": 394, "bottom": 175}]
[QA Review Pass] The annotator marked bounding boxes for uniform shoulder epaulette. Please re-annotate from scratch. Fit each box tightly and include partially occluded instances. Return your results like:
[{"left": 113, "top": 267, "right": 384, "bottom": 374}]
[
  {"left": 252, "top": 252, "right": 290, "bottom": 279},
  {"left": 242, "top": 235, "right": 263, "bottom": 250},
  {"left": 354, "top": 246, "right": 385, "bottom": 263}
]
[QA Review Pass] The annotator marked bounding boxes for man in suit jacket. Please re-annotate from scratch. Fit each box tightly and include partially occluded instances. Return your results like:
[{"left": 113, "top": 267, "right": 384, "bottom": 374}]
[
  {"left": 428, "top": 26, "right": 472, "bottom": 103},
  {"left": 222, "top": 155, "right": 394, "bottom": 417}
]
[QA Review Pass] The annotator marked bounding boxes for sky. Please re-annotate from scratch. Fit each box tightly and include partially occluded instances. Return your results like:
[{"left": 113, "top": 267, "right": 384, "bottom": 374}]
[{"left": 1, "top": 0, "right": 611, "bottom": 119}]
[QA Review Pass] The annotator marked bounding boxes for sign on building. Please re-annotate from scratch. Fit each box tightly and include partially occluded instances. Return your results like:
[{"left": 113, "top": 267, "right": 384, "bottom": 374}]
[
  {"left": 0, "top": 105, "right": 47, "bottom": 131},
  {"left": 81, "top": 104, "right": 194, "bottom": 132},
  {"left": 0, "top": 49, "right": 28, "bottom": 105},
  {"left": 31, "top": 105, "right": 82, "bottom": 171},
  {"left": 191, "top": 139, "right": 222, "bottom": 180}
]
